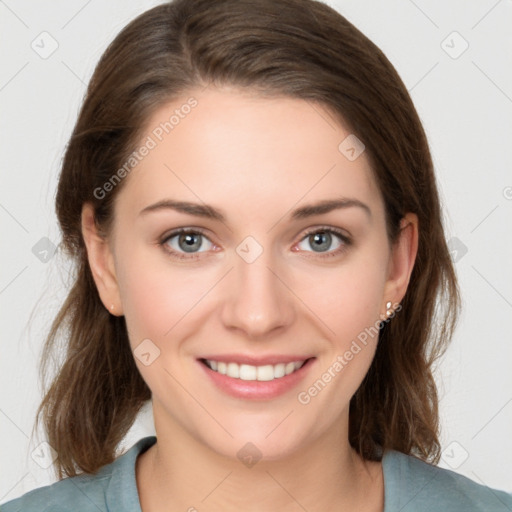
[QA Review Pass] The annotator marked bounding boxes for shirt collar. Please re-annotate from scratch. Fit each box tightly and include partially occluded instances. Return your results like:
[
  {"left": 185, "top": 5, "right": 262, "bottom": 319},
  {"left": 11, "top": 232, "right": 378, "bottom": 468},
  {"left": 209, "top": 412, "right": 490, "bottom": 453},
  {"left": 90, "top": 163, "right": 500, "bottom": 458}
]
[{"left": 106, "top": 435, "right": 157, "bottom": 512}]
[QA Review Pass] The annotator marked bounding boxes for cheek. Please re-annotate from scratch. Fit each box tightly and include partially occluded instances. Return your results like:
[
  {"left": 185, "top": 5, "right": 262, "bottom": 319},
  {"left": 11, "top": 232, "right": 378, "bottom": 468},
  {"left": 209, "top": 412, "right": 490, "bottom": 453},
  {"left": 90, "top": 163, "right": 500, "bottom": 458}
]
[
  {"left": 291, "top": 258, "right": 386, "bottom": 418},
  {"left": 115, "top": 251, "right": 219, "bottom": 399},
  {"left": 293, "top": 253, "right": 387, "bottom": 341},
  {"left": 115, "top": 246, "right": 214, "bottom": 346}
]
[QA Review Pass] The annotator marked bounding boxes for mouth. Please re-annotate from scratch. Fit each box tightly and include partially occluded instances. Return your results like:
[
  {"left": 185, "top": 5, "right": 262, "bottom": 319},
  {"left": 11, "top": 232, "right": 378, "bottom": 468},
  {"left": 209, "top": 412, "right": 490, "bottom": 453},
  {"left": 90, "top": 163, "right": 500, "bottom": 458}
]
[
  {"left": 197, "top": 355, "right": 316, "bottom": 400},
  {"left": 200, "top": 358, "right": 309, "bottom": 381}
]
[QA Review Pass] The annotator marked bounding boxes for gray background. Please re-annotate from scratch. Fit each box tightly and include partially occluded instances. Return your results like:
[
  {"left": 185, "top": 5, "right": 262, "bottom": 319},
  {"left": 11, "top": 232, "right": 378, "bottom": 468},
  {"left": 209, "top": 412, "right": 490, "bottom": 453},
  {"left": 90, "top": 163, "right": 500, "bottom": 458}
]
[{"left": 1, "top": 0, "right": 511, "bottom": 502}]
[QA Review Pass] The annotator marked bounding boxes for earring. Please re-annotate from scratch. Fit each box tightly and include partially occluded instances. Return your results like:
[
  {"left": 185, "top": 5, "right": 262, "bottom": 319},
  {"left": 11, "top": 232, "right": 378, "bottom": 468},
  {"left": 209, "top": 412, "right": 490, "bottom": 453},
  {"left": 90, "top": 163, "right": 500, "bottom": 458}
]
[
  {"left": 385, "top": 301, "right": 393, "bottom": 317},
  {"left": 109, "top": 304, "right": 115, "bottom": 314}
]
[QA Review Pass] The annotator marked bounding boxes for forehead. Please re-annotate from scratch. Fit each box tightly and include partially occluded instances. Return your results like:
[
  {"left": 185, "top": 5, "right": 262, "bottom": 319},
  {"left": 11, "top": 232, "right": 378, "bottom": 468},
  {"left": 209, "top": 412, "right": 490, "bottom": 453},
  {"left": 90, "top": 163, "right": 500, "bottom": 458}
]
[{"left": 115, "top": 86, "right": 383, "bottom": 220}]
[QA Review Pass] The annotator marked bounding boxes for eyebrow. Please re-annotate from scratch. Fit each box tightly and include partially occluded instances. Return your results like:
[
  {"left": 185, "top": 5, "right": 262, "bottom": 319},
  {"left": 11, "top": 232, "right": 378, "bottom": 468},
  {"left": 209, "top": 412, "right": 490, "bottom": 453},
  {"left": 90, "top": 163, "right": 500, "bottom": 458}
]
[{"left": 139, "top": 197, "right": 371, "bottom": 222}]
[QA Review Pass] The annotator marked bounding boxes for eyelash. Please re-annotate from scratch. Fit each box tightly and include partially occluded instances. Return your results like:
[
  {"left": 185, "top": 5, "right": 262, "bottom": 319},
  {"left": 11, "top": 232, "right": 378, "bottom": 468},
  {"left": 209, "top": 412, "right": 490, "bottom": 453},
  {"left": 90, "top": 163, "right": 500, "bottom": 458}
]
[{"left": 158, "top": 226, "right": 352, "bottom": 261}]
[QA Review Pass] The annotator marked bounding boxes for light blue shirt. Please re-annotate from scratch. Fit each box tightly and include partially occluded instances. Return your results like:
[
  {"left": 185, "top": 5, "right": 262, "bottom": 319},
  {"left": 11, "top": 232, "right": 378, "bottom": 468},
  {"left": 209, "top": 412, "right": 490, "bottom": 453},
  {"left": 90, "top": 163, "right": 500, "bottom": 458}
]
[{"left": 2, "top": 436, "right": 511, "bottom": 511}]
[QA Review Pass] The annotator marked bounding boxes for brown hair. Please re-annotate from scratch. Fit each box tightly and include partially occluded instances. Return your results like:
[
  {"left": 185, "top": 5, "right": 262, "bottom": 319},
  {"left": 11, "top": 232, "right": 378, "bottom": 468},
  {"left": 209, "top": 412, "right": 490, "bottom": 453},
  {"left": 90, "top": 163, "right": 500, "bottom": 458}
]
[{"left": 36, "top": 0, "right": 461, "bottom": 478}]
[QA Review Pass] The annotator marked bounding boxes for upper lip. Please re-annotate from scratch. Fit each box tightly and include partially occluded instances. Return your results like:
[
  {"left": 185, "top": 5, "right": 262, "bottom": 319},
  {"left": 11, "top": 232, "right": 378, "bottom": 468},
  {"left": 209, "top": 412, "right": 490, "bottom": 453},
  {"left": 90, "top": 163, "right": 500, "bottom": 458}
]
[{"left": 199, "top": 354, "right": 315, "bottom": 366}]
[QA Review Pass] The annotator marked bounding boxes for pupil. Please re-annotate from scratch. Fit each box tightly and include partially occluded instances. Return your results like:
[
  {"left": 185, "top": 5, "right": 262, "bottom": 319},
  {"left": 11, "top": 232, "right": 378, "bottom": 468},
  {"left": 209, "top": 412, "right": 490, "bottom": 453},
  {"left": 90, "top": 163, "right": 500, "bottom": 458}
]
[
  {"left": 310, "top": 231, "right": 331, "bottom": 252},
  {"left": 179, "top": 233, "right": 202, "bottom": 252}
]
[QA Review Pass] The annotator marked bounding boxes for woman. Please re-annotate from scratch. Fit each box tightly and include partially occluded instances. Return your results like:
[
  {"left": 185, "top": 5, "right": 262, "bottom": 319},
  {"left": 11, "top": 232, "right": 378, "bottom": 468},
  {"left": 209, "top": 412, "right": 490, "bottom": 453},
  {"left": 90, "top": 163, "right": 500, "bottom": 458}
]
[{"left": 3, "top": 0, "right": 511, "bottom": 510}]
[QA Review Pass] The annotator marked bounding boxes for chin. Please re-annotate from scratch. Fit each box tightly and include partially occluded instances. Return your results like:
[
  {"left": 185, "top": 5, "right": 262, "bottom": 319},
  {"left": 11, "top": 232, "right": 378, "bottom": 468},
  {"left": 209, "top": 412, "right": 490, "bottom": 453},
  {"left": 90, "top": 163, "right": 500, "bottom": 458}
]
[{"left": 197, "top": 413, "right": 314, "bottom": 464}]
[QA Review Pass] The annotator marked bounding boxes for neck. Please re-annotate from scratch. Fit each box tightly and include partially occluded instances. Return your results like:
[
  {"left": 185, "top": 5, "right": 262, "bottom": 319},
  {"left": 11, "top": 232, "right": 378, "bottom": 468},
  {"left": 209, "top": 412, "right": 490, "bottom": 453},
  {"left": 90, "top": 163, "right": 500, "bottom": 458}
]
[{"left": 136, "top": 402, "right": 383, "bottom": 512}]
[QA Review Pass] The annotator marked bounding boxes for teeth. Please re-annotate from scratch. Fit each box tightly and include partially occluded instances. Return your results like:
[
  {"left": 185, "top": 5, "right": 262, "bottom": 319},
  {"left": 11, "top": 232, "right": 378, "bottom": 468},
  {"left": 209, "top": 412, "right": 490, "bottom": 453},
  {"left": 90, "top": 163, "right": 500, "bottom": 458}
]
[
  {"left": 204, "top": 359, "right": 307, "bottom": 381},
  {"left": 227, "top": 362, "right": 239, "bottom": 378}
]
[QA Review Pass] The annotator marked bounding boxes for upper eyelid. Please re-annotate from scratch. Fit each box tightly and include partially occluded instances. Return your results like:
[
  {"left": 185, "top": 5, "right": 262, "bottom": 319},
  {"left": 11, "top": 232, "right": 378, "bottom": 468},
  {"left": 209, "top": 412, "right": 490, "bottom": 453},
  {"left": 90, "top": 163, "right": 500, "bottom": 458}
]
[{"left": 300, "top": 225, "right": 349, "bottom": 237}]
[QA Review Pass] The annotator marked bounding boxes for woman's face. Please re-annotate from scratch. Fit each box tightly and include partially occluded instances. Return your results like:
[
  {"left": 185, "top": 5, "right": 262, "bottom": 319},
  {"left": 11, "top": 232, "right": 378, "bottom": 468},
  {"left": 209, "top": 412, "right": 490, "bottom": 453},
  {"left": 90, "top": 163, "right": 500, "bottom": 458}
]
[{"left": 96, "top": 86, "right": 415, "bottom": 460}]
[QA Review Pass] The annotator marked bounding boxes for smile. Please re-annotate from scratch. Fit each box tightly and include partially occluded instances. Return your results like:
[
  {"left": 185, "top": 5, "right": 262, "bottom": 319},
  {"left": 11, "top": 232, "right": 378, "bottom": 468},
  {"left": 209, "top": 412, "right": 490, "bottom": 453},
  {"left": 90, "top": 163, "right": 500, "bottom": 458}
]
[{"left": 202, "top": 359, "right": 307, "bottom": 381}]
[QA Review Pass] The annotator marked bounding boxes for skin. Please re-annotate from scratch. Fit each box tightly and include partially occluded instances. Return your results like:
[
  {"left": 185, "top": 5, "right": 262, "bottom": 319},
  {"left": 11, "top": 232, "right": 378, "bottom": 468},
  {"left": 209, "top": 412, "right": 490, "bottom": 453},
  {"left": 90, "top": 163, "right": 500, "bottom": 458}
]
[{"left": 82, "top": 85, "right": 418, "bottom": 511}]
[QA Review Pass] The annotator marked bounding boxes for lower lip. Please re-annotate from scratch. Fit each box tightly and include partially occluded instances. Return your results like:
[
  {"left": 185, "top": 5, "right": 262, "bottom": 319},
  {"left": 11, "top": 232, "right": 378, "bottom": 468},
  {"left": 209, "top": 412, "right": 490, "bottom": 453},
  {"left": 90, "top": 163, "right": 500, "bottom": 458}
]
[{"left": 197, "top": 358, "right": 315, "bottom": 400}]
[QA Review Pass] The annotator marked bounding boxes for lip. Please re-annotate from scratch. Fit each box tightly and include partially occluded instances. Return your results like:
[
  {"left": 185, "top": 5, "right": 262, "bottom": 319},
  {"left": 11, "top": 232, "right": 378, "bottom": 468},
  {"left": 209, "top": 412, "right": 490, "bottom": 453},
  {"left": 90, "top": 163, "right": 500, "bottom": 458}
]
[{"left": 197, "top": 356, "right": 316, "bottom": 400}]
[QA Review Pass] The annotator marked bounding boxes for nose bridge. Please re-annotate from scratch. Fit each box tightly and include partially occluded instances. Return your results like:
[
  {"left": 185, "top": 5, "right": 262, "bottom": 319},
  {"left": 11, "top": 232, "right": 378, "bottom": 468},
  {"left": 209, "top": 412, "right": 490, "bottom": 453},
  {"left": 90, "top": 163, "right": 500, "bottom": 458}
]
[{"left": 220, "top": 245, "right": 294, "bottom": 337}]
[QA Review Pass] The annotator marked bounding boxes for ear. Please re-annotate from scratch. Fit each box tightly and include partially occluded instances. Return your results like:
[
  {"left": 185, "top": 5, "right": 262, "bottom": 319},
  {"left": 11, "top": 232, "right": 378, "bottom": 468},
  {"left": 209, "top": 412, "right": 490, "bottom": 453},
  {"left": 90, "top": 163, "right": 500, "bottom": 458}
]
[
  {"left": 382, "top": 212, "right": 419, "bottom": 311},
  {"left": 81, "top": 203, "right": 123, "bottom": 316}
]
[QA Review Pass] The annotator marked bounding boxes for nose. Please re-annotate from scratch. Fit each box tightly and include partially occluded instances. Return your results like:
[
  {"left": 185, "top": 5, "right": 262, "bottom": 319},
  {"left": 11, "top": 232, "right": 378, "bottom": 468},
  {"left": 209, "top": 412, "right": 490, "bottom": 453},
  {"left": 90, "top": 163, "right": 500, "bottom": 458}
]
[{"left": 220, "top": 251, "right": 295, "bottom": 339}]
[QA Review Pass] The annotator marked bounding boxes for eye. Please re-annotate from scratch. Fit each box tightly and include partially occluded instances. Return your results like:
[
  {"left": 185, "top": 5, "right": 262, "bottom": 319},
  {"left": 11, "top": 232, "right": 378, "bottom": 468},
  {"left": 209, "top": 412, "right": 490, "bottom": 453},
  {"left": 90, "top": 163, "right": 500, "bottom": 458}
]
[
  {"left": 295, "top": 228, "right": 350, "bottom": 255},
  {"left": 159, "top": 226, "right": 350, "bottom": 261},
  {"left": 161, "top": 229, "right": 214, "bottom": 256}
]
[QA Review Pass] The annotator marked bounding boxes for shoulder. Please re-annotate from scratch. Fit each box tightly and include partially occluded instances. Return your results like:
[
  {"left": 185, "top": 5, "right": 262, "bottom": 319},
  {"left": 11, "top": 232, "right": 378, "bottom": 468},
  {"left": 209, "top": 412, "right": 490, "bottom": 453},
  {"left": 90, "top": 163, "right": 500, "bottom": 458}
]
[
  {"left": 0, "top": 436, "right": 156, "bottom": 512},
  {"left": 0, "top": 470, "right": 111, "bottom": 512},
  {"left": 383, "top": 449, "right": 512, "bottom": 511}
]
